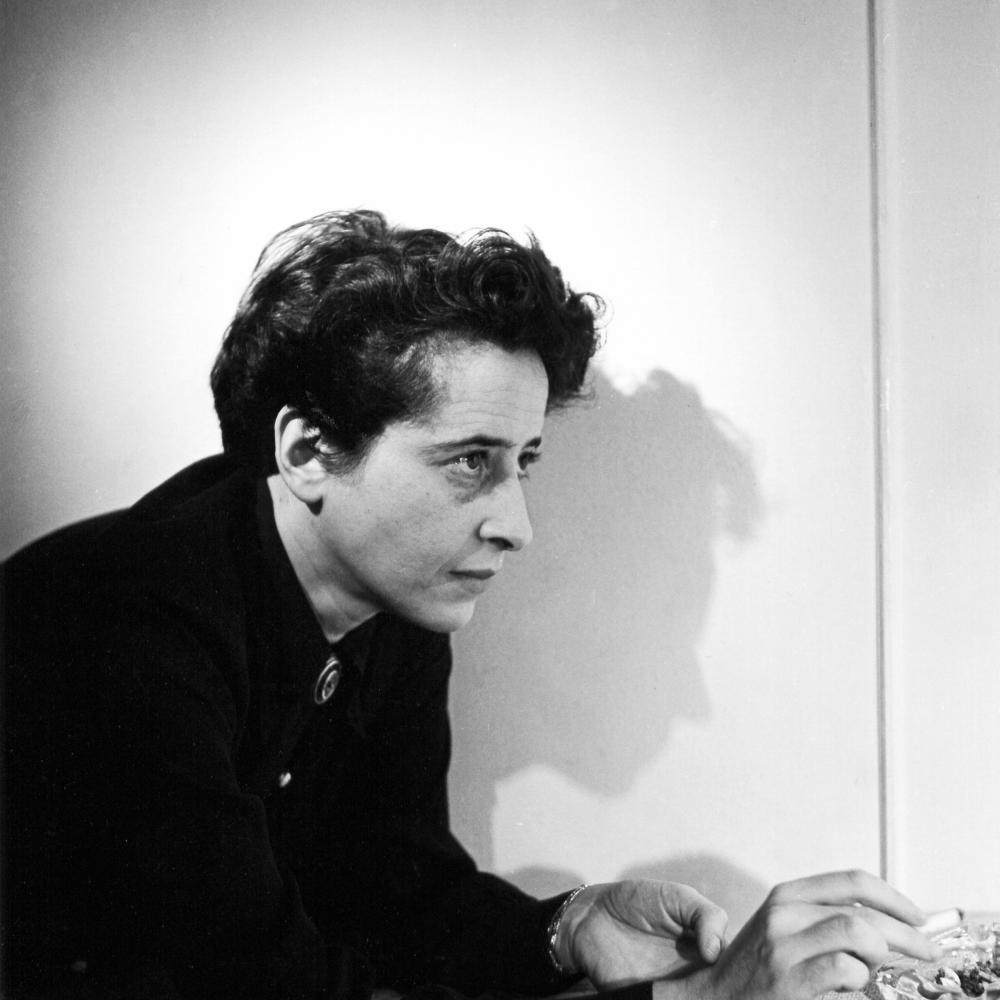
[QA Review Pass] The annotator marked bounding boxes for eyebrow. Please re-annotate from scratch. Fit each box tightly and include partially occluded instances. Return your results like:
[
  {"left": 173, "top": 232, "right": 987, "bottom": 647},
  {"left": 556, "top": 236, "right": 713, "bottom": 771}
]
[{"left": 422, "top": 434, "right": 543, "bottom": 454}]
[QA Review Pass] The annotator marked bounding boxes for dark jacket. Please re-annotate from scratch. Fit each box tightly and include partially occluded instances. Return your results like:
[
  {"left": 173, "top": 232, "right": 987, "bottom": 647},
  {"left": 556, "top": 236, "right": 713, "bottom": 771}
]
[{"left": 2, "top": 456, "right": 573, "bottom": 1000}]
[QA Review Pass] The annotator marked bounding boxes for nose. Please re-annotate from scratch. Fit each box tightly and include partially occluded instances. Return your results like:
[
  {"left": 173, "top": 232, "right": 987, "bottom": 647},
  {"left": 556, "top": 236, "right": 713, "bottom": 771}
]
[{"left": 478, "top": 476, "right": 533, "bottom": 552}]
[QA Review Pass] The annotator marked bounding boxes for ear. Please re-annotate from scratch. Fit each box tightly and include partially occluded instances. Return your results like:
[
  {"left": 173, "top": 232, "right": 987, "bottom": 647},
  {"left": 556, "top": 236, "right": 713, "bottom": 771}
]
[{"left": 273, "top": 406, "right": 333, "bottom": 505}]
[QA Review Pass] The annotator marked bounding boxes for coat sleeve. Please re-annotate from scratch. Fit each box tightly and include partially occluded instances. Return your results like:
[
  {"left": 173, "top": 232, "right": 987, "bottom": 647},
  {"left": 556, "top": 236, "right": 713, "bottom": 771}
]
[{"left": 357, "top": 628, "right": 578, "bottom": 997}]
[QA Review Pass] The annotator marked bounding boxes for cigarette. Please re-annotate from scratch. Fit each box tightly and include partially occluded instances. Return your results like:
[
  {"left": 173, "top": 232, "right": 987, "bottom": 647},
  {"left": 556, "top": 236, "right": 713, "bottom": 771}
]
[{"left": 919, "top": 908, "right": 965, "bottom": 937}]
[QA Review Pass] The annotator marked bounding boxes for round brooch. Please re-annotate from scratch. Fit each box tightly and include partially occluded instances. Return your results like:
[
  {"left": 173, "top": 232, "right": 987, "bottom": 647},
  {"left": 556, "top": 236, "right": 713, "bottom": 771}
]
[{"left": 314, "top": 654, "right": 342, "bottom": 705}]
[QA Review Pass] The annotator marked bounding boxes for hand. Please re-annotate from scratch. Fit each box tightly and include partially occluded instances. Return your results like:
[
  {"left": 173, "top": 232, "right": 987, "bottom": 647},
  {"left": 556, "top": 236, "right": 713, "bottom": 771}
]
[
  {"left": 556, "top": 880, "right": 729, "bottom": 990},
  {"left": 659, "top": 869, "right": 942, "bottom": 1000}
]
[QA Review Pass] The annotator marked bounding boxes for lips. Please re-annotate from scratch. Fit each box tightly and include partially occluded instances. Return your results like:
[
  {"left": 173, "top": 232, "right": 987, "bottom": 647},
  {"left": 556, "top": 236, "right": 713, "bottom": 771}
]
[
  {"left": 450, "top": 568, "right": 499, "bottom": 594},
  {"left": 451, "top": 568, "right": 498, "bottom": 581}
]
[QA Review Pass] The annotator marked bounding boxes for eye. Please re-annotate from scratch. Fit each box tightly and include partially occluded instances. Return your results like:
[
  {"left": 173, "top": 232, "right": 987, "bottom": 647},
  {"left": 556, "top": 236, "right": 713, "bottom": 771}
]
[{"left": 450, "top": 450, "right": 489, "bottom": 476}]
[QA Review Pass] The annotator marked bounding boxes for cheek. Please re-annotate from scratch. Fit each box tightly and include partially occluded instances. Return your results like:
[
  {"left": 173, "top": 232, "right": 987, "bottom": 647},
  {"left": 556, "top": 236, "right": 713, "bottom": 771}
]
[{"left": 388, "top": 503, "right": 479, "bottom": 571}]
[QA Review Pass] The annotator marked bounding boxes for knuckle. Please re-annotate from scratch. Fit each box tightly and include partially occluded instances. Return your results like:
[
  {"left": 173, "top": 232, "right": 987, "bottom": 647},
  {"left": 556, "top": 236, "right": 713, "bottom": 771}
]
[
  {"left": 830, "top": 953, "right": 870, "bottom": 991},
  {"left": 758, "top": 900, "right": 786, "bottom": 937},
  {"left": 766, "top": 881, "right": 791, "bottom": 905},
  {"left": 844, "top": 867, "right": 873, "bottom": 889}
]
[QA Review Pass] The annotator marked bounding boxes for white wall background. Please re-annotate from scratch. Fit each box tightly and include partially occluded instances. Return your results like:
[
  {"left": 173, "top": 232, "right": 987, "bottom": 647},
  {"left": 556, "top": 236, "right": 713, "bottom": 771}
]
[
  {"left": 2, "top": 0, "right": 997, "bottom": 926},
  {"left": 877, "top": 0, "right": 1000, "bottom": 909}
]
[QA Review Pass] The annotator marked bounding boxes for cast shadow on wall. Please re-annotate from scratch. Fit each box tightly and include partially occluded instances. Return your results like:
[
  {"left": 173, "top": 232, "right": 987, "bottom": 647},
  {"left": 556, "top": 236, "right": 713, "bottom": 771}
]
[{"left": 450, "top": 368, "right": 768, "bottom": 925}]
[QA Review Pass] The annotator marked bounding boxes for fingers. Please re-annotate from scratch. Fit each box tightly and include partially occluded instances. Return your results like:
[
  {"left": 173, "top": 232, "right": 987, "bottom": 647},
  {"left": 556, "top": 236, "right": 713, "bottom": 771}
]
[
  {"left": 785, "top": 911, "right": 913, "bottom": 994},
  {"left": 766, "top": 870, "right": 940, "bottom": 963},
  {"left": 795, "top": 910, "right": 893, "bottom": 970},
  {"left": 702, "top": 873, "right": 939, "bottom": 1000},
  {"left": 659, "top": 883, "right": 729, "bottom": 963},
  {"left": 759, "top": 900, "right": 941, "bottom": 965},
  {"left": 714, "top": 907, "right": 890, "bottom": 998},
  {"left": 704, "top": 907, "right": 874, "bottom": 1000},
  {"left": 767, "top": 869, "right": 926, "bottom": 927},
  {"left": 829, "top": 904, "right": 943, "bottom": 961}
]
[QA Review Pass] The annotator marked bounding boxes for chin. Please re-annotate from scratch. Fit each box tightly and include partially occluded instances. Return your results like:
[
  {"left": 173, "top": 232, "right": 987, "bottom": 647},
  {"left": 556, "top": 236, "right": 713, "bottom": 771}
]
[{"left": 401, "top": 599, "right": 478, "bottom": 633}]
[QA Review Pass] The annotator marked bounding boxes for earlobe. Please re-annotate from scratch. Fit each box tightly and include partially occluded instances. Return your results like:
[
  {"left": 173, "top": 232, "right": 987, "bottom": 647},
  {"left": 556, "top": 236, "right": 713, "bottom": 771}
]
[{"left": 274, "top": 406, "right": 330, "bottom": 505}]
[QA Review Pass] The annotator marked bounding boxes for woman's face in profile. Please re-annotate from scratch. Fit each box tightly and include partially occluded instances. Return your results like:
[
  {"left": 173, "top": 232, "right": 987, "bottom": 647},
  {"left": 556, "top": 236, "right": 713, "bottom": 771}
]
[{"left": 307, "top": 343, "right": 549, "bottom": 633}]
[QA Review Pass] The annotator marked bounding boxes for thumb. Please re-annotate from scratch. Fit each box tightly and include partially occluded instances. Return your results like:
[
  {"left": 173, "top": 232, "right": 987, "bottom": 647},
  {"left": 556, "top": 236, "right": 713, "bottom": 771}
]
[{"left": 664, "top": 883, "right": 729, "bottom": 963}]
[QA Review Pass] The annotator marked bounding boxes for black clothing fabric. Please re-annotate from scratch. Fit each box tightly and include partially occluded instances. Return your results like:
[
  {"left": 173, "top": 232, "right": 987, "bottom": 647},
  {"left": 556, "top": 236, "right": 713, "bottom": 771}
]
[{"left": 2, "top": 456, "right": 631, "bottom": 1000}]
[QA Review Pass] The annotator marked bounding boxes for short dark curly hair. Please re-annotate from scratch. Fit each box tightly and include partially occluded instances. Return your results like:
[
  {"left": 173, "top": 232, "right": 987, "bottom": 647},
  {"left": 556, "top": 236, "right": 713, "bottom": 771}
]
[{"left": 210, "top": 210, "right": 603, "bottom": 473}]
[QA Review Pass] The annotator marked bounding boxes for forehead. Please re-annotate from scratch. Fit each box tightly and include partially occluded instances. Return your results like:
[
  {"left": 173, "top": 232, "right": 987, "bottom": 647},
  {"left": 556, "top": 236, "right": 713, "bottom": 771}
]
[{"left": 417, "top": 344, "right": 549, "bottom": 441}]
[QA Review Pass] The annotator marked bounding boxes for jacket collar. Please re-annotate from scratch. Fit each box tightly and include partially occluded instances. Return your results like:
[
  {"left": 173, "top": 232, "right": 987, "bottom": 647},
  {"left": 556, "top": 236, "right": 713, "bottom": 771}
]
[{"left": 253, "top": 479, "right": 375, "bottom": 698}]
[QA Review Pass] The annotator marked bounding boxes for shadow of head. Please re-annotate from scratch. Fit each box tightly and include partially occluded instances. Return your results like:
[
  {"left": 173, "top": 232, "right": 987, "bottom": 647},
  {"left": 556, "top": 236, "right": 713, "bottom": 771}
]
[{"left": 452, "top": 369, "right": 762, "bottom": 796}]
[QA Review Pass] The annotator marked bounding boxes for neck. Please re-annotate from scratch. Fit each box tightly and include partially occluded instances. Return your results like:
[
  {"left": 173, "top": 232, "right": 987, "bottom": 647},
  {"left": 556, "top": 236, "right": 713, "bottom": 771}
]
[{"left": 266, "top": 475, "right": 376, "bottom": 644}]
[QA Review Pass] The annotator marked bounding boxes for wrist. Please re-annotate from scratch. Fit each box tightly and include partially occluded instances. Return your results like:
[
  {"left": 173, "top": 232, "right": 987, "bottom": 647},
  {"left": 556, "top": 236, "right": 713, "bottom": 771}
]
[
  {"left": 547, "top": 884, "right": 590, "bottom": 975},
  {"left": 553, "top": 883, "right": 607, "bottom": 975}
]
